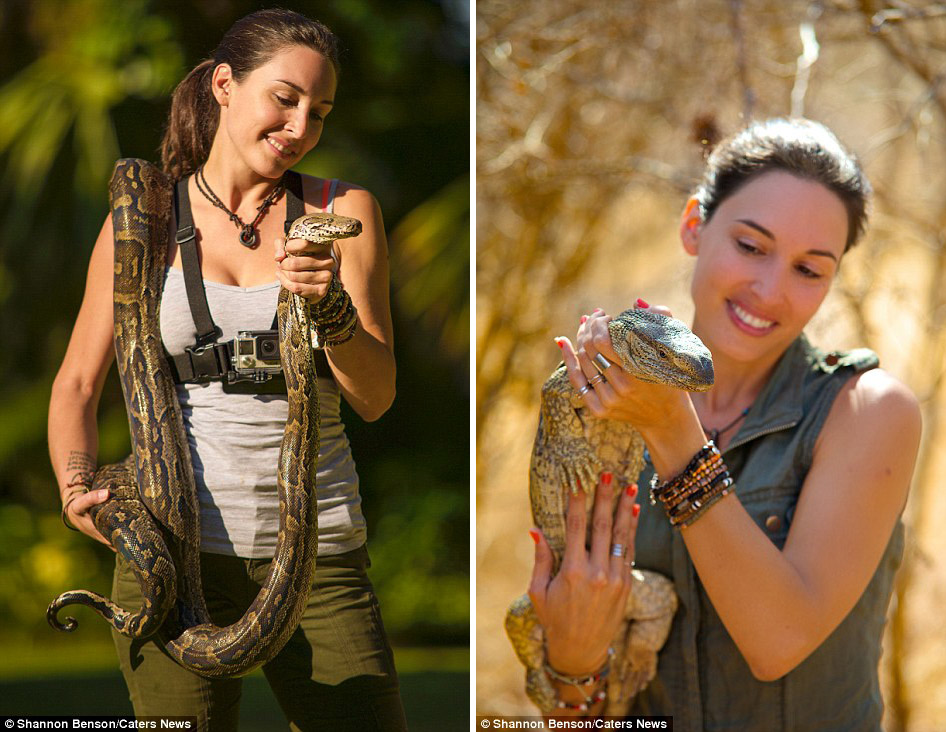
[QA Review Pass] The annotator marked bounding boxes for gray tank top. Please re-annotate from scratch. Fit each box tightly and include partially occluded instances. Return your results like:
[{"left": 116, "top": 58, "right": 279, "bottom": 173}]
[{"left": 159, "top": 182, "right": 365, "bottom": 559}]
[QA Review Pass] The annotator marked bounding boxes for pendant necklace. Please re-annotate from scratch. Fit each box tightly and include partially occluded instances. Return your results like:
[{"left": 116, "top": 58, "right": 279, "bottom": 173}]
[
  {"left": 701, "top": 406, "right": 750, "bottom": 445},
  {"left": 194, "top": 166, "right": 286, "bottom": 248}
]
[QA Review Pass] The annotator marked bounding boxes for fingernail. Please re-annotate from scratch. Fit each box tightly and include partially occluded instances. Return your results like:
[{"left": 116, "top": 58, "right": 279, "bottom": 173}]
[
  {"left": 580, "top": 315, "right": 588, "bottom": 324},
  {"left": 555, "top": 338, "right": 565, "bottom": 349},
  {"left": 593, "top": 308, "right": 603, "bottom": 313},
  {"left": 529, "top": 529, "right": 540, "bottom": 545},
  {"left": 636, "top": 298, "right": 649, "bottom": 308},
  {"left": 626, "top": 484, "right": 638, "bottom": 498},
  {"left": 601, "top": 472, "right": 613, "bottom": 486},
  {"left": 98, "top": 489, "right": 110, "bottom": 499},
  {"left": 576, "top": 478, "right": 582, "bottom": 491},
  {"left": 632, "top": 504, "right": 641, "bottom": 518}
]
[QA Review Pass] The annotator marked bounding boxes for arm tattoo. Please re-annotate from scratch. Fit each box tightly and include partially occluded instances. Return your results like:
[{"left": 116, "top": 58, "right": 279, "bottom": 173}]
[{"left": 65, "top": 450, "right": 96, "bottom": 487}]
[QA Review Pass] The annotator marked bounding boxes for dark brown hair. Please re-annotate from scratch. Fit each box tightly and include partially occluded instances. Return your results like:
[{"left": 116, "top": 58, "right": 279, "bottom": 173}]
[
  {"left": 160, "top": 8, "right": 341, "bottom": 181},
  {"left": 694, "top": 118, "right": 871, "bottom": 252}
]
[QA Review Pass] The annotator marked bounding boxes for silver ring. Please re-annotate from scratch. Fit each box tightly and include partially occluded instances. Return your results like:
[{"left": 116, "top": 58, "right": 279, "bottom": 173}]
[
  {"left": 611, "top": 543, "right": 626, "bottom": 558},
  {"left": 588, "top": 373, "right": 606, "bottom": 387},
  {"left": 578, "top": 384, "right": 594, "bottom": 396},
  {"left": 593, "top": 353, "right": 613, "bottom": 372}
]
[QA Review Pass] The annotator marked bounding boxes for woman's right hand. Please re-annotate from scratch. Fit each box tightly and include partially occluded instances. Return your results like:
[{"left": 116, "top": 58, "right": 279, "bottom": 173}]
[
  {"left": 528, "top": 474, "right": 640, "bottom": 675},
  {"left": 63, "top": 488, "right": 115, "bottom": 551}
]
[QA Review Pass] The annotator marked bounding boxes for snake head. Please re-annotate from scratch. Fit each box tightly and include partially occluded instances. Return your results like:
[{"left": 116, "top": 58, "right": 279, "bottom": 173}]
[
  {"left": 607, "top": 308, "right": 714, "bottom": 392},
  {"left": 287, "top": 212, "right": 363, "bottom": 244}
]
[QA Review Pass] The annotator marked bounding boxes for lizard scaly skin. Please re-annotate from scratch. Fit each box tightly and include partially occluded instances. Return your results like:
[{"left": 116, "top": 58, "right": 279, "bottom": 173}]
[{"left": 506, "top": 308, "right": 714, "bottom": 715}]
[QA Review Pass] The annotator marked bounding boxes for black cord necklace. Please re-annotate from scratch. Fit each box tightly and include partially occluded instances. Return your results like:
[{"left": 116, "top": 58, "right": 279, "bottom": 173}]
[
  {"left": 194, "top": 166, "right": 285, "bottom": 248},
  {"left": 701, "top": 406, "right": 750, "bottom": 445}
]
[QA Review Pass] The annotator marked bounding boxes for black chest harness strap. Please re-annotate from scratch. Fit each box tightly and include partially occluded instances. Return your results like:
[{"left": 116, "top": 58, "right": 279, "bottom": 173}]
[{"left": 167, "top": 171, "right": 334, "bottom": 391}]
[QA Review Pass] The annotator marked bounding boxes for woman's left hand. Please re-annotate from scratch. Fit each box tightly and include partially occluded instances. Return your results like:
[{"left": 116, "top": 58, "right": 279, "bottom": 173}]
[
  {"left": 273, "top": 235, "right": 337, "bottom": 305},
  {"left": 557, "top": 304, "right": 693, "bottom": 432}
]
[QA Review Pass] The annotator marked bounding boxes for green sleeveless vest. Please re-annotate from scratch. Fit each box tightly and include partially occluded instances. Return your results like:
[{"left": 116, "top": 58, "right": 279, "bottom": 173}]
[{"left": 629, "top": 334, "right": 904, "bottom": 731}]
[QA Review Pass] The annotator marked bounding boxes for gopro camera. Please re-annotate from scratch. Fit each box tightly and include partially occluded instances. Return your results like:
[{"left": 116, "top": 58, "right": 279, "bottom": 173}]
[{"left": 229, "top": 330, "right": 283, "bottom": 383}]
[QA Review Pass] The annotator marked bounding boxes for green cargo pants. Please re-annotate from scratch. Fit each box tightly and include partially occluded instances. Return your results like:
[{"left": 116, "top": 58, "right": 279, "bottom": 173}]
[{"left": 110, "top": 544, "right": 408, "bottom": 731}]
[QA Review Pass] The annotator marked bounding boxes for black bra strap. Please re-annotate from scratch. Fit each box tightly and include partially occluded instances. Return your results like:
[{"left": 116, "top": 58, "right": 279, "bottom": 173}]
[{"left": 175, "top": 177, "right": 220, "bottom": 347}]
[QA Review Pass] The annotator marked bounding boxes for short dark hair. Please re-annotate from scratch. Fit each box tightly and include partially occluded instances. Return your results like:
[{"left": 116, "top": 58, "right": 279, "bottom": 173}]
[{"left": 694, "top": 118, "right": 871, "bottom": 252}]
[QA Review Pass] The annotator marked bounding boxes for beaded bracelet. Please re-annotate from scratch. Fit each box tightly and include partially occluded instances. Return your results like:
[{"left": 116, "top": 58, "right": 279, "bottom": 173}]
[
  {"left": 543, "top": 648, "right": 612, "bottom": 713},
  {"left": 555, "top": 688, "right": 606, "bottom": 712},
  {"left": 309, "top": 275, "right": 359, "bottom": 348},
  {"left": 650, "top": 441, "right": 734, "bottom": 528}
]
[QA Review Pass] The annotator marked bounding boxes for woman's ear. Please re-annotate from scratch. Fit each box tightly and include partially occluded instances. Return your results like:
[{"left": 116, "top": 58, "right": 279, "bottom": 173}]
[
  {"left": 210, "top": 63, "right": 233, "bottom": 106},
  {"left": 680, "top": 197, "right": 702, "bottom": 256}
]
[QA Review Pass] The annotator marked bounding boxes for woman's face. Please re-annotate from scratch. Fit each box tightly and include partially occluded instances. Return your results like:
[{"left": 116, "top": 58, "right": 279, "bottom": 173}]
[
  {"left": 682, "top": 170, "right": 850, "bottom": 366},
  {"left": 214, "top": 44, "right": 337, "bottom": 179}
]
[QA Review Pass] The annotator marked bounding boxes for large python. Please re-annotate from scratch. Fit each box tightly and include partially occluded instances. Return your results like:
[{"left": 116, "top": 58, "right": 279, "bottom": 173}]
[
  {"left": 505, "top": 308, "right": 715, "bottom": 714},
  {"left": 47, "top": 159, "right": 362, "bottom": 678}
]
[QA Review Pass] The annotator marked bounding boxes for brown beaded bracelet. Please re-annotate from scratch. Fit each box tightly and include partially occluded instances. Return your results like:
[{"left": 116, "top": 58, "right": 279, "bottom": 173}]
[
  {"left": 308, "top": 278, "right": 358, "bottom": 348},
  {"left": 650, "top": 441, "right": 734, "bottom": 528}
]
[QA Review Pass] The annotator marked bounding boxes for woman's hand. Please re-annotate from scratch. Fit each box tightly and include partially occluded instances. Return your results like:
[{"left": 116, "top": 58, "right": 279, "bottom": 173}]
[
  {"left": 529, "top": 475, "right": 640, "bottom": 675},
  {"left": 558, "top": 301, "right": 708, "bottom": 477},
  {"left": 63, "top": 488, "right": 115, "bottom": 551},
  {"left": 557, "top": 302, "right": 692, "bottom": 432},
  {"left": 273, "top": 235, "right": 337, "bottom": 305}
]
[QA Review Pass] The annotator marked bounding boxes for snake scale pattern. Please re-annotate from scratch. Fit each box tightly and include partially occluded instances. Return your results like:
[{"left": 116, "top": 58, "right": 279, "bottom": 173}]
[
  {"left": 505, "top": 308, "right": 715, "bottom": 714},
  {"left": 47, "top": 159, "right": 362, "bottom": 678}
]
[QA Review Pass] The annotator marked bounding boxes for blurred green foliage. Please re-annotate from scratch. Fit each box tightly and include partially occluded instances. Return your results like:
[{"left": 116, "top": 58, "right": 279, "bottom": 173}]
[{"left": 0, "top": 0, "right": 468, "bottom": 647}]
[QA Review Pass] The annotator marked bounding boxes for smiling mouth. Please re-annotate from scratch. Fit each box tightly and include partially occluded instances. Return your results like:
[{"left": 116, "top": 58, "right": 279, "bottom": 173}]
[
  {"left": 266, "top": 137, "right": 293, "bottom": 158},
  {"left": 728, "top": 300, "right": 777, "bottom": 331}
]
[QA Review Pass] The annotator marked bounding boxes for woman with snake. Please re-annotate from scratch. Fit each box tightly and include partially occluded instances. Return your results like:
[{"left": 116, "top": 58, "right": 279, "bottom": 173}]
[
  {"left": 47, "top": 9, "right": 405, "bottom": 730},
  {"left": 526, "top": 119, "right": 922, "bottom": 729}
]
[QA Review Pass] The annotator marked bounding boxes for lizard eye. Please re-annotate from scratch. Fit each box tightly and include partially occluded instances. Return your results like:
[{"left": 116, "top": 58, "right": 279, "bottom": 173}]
[{"left": 657, "top": 348, "right": 668, "bottom": 359}]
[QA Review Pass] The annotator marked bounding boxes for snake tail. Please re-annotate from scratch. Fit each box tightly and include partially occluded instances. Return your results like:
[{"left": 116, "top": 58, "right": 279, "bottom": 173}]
[
  {"left": 47, "top": 590, "right": 135, "bottom": 633},
  {"left": 47, "top": 457, "right": 177, "bottom": 639}
]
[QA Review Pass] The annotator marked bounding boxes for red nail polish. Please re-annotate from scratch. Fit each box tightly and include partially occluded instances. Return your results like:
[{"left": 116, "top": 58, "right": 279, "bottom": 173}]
[
  {"left": 626, "top": 484, "right": 638, "bottom": 498},
  {"left": 529, "top": 529, "right": 540, "bottom": 545},
  {"left": 576, "top": 478, "right": 582, "bottom": 491},
  {"left": 632, "top": 504, "right": 641, "bottom": 518},
  {"left": 636, "top": 298, "right": 649, "bottom": 308},
  {"left": 580, "top": 315, "right": 588, "bottom": 324},
  {"left": 555, "top": 338, "right": 565, "bottom": 349},
  {"left": 601, "top": 472, "right": 613, "bottom": 486}
]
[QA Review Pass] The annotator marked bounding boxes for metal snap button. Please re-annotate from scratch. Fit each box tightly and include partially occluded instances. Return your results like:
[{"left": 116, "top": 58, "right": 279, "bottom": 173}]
[{"left": 765, "top": 514, "right": 782, "bottom": 532}]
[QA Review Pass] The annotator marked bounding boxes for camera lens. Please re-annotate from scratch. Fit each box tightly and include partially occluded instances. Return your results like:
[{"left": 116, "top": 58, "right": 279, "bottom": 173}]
[{"left": 260, "top": 339, "right": 278, "bottom": 357}]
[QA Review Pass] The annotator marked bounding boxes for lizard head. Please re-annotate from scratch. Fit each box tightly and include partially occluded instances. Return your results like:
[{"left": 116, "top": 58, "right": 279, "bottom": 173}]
[
  {"left": 287, "top": 212, "right": 363, "bottom": 244},
  {"left": 607, "top": 308, "right": 714, "bottom": 391}
]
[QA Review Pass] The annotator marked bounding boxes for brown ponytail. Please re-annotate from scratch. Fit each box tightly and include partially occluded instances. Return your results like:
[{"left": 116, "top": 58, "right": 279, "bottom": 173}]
[
  {"left": 160, "top": 59, "right": 217, "bottom": 181},
  {"left": 159, "top": 9, "right": 341, "bottom": 181}
]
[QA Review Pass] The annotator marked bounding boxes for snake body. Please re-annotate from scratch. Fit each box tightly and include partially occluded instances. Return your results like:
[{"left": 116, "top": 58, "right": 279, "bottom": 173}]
[
  {"left": 47, "top": 159, "right": 362, "bottom": 678},
  {"left": 506, "top": 308, "right": 715, "bottom": 714}
]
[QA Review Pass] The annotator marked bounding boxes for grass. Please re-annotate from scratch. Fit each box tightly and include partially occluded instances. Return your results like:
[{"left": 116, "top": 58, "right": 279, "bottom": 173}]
[{"left": 0, "top": 638, "right": 469, "bottom": 730}]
